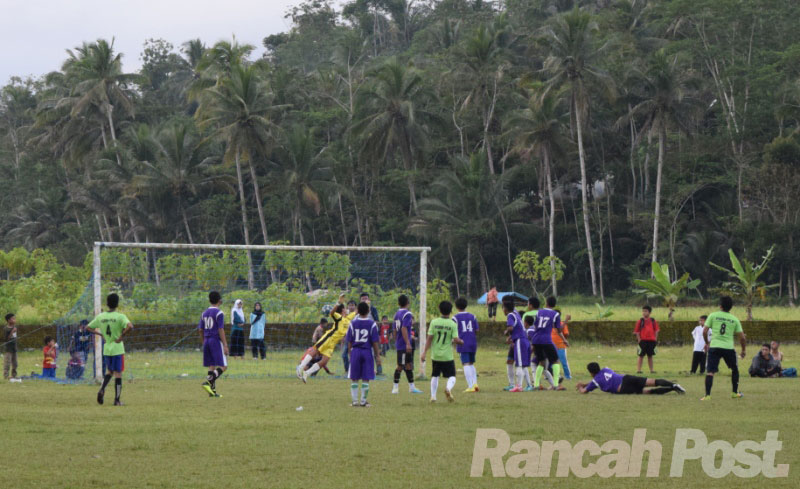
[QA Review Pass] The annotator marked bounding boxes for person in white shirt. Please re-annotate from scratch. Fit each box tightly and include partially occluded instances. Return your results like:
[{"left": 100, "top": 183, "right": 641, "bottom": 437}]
[{"left": 690, "top": 315, "right": 709, "bottom": 374}]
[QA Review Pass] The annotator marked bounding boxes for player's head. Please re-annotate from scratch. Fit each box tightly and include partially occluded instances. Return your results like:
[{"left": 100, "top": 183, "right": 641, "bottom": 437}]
[
  {"left": 761, "top": 344, "right": 771, "bottom": 357},
  {"left": 357, "top": 301, "right": 370, "bottom": 317},
  {"left": 641, "top": 304, "right": 652, "bottom": 317},
  {"left": 524, "top": 314, "right": 535, "bottom": 327},
  {"left": 319, "top": 317, "right": 328, "bottom": 325},
  {"left": 699, "top": 315, "right": 707, "bottom": 325},
  {"left": 208, "top": 291, "right": 221, "bottom": 305},
  {"left": 528, "top": 296, "right": 540, "bottom": 310},
  {"left": 360, "top": 293, "right": 370, "bottom": 304},
  {"left": 398, "top": 294, "right": 409, "bottom": 307},
  {"left": 106, "top": 293, "right": 120, "bottom": 310},
  {"left": 455, "top": 297, "right": 468, "bottom": 311},
  {"left": 381, "top": 315, "right": 389, "bottom": 323},
  {"left": 333, "top": 303, "right": 345, "bottom": 316},
  {"left": 587, "top": 362, "right": 600, "bottom": 375},
  {"left": 44, "top": 335, "right": 54, "bottom": 346},
  {"left": 502, "top": 296, "right": 515, "bottom": 314},
  {"left": 438, "top": 300, "right": 453, "bottom": 316},
  {"left": 4, "top": 313, "right": 14, "bottom": 325},
  {"left": 719, "top": 296, "right": 733, "bottom": 312},
  {"left": 347, "top": 300, "right": 357, "bottom": 313},
  {"left": 546, "top": 296, "right": 557, "bottom": 308}
]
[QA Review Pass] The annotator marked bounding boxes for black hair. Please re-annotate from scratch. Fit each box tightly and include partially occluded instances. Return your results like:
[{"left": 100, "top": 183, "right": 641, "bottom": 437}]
[
  {"left": 398, "top": 294, "right": 409, "bottom": 307},
  {"left": 254, "top": 302, "right": 262, "bottom": 310},
  {"left": 357, "top": 302, "right": 370, "bottom": 316},
  {"left": 587, "top": 362, "right": 600, "bottom": 375},
  {"left": 528, "top": 296, "right": 540, "bottom": 309},
  {"left": 44, "top": 336, "right": 53, "bottom": 345},
  {"left": 107, "top": 293, "right": 120, "bottom": 309},
  {"left": 524, "top": 315, "right": 534, "bottom": 326},
  {"left": 438, "top": 300, "right": 453, "bottom": 316},
  {"left": 720, "top": 296, "right": 733, "bottom": 312},
  {"left": 546, "top": 296, "right": 557, "bottom": 308},
  {"left": 4, "top": 313, "right": 14, "bottom": 322},
  {"left": 761, "top": 343, "right": 770, "bottom": 349},
  {"left": 209, "top": 291, "right": 221, "bottom": 304},
  {"left": 333, "top": 304, "right": 345, "bottom": 314},
  {"left": 699, "top": 315, "right": 708, "bottom": 320},
  {"left": 455, "top": 297, "right": 468, "bottom": 310},
  {"left": 360, "top": 292, "right": 369, "bottom": 299},
  {"left": 642, "top": 304, "right": 652, "bottom": 312},
  {"left": 347, "top": 300, "right": 357, "bottom": 306},
  {"left": 381, "top": 315, "right": 388, "bottom": 320},
  {"left": 320, "top": 318, "right": 328, "bottom": 324},
  {"left": 502, "top": 296, "right": 515, "bottom": 311}
]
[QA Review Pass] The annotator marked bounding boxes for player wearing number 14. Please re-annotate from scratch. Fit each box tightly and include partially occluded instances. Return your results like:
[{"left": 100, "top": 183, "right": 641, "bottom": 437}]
[
  {"left": 421, "top": 301, "right": 463, "bottom": 402},
  {"left": 454, "top": 297, "right": 479, "bottom": 392}
]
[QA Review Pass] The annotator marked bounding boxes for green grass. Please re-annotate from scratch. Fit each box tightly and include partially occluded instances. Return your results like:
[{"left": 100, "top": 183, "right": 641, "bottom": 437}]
[{"left": 1, "top": 345, "right": 798, "bottom": 488}]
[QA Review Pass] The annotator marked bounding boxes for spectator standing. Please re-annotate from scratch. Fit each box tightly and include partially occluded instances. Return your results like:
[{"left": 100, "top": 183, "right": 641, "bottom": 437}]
[
  {"left": 72, "top": 319, "right": 93, "bottom": 363},
  {"left": 229, "top": 299, "right": 245, "bottom": 359},
  {"left": 553, "top": 313, "right": 571, "bottom": 380},
  {"left": 634, "top": 305, "right": 659, "bottom": 374},
  {"left": 312, "top": 318, "right": 328, "bottom": 344},
  {"left": 690, "top": 316, "right": 708, "bottom": 374},
  {"left": 249, "top": 302, "right": 266, "bottom": 360},
  {"left": 486, "top": 287, "right": 499, "bottom": 321},
  {"left": 359, "top": 293, "right": 380, "bottom": 322},
  {"left": 3, "top": 313, "right": 18, "bottom": 380}
]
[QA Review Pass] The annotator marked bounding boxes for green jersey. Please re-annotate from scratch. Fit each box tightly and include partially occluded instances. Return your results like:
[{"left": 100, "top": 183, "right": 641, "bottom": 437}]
[
  {"left": 429, "top": 317, "right": 458, "bottom": 362},
  {"left": 89, "top": 311, "right": 132, "bottom": 356},
  {"left": 706, "top": 311, "right": 743, "bottom": 350}
]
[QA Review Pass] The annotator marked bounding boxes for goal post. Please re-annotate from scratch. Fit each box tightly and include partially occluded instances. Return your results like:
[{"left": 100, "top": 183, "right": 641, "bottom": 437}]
[{"left": 89, "top": 241, "right": 431, "bottom": 381}]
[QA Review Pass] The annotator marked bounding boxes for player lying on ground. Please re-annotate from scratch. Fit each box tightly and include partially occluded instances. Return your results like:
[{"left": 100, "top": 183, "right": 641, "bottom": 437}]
[
  {"left": 87, "top": 293, "right": 133, "bottom": 406},
  {"left": 576, "top": 362, "right": 685, "bottom": 395},
  {"left": 296, "top": 295, "right": 356, "bottom": 382},
  {"left": 420, "top": 300, "right": 463, "bottom": 402},
  {"left": 200, "top": 291, "right": 229, "bottom": 397},
  {"left": 346, "top": 302, "right": 382, "bottom": 407}
]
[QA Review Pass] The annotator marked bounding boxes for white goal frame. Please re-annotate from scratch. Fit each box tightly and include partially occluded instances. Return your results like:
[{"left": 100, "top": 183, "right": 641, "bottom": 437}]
[{"left": 92, "top": 241, "right": 431, "bottom": 380}]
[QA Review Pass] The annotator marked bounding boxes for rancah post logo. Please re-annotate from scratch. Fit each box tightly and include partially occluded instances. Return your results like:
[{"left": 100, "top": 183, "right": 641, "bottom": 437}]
[{"left": 471, "top": 428, "right": 790, "bottom": 478}]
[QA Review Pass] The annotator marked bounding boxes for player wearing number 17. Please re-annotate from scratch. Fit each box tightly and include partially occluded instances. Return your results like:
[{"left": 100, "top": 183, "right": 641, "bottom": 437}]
[
  {"left": 421, "top": 301, "right": 463, "bottom": 402},
  {"left": 86, "top": 293, "right": 133, "bottom": 406}
]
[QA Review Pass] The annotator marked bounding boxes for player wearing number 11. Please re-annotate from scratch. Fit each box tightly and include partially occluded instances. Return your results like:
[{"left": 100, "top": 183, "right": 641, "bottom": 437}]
[
  {"left": 421, "top": 301, "right": 463, "bottom": 403},
  {"left": 87, "top": 293, "right": 133, "bottom": 406}
]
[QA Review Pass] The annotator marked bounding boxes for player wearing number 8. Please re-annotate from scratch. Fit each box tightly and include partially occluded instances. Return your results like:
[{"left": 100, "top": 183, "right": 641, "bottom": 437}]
[
  {"left": 421, "top": 301, "right": 463, "bottom": 403},
  {"left": 701, "top": 296, "right": 747, "bottom": 401},
  {"left": 86, "top": 293, "right": 133, "bottom": 406}
]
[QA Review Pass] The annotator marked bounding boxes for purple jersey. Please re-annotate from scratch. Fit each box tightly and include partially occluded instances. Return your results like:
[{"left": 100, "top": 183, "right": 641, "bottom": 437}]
[
  {"left": 394, "top": 309, "right": 414, "bottom": 350},
  {"left": 530, "top": 308, "right": 561, "bottom": 345},
  {"left": 507, "top": 310, "right": 525, "bottom": 341},
  {"left": 199, "top": 307, "right": 224, "bottom": 341},
  {"left": 454, "top": 312, "right": 478, "bottom": 353},
  {"left": 586, "top": 367, "right": 624, "bottom": 394},
  {"left": 346, "top": 317, "right": 379, "bottom": 350}
]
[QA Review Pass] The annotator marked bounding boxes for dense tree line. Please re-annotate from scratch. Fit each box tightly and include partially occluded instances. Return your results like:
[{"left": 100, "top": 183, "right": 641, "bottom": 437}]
[{"left": 2, "top": 0, "right": 800, "bottom": 301}]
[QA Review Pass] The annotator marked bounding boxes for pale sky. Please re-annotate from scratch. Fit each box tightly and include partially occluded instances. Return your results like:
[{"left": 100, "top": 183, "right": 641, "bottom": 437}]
[{"left": 0, "top": 0, "right": 311, "bottom": 84}]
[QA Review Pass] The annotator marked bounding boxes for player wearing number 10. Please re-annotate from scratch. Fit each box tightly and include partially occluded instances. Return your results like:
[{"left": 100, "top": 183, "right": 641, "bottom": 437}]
[
  {"left": 199, "top": 291, "right": 228, "bottom": 397},
  {"left": 87, "top": 293, "right": 133, "bottom": 406},
  {"left": 421, "top": 301, "right": 463, "bottom": 403}
]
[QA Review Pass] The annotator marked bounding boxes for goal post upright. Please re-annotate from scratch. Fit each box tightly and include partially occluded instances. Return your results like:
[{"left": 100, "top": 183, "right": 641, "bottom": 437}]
[
  {"left": 93, "top": 243, "right": 103, "bottom": 381},
  {"left": 419, "top": 248, "right": 427, "bottom": 377}
]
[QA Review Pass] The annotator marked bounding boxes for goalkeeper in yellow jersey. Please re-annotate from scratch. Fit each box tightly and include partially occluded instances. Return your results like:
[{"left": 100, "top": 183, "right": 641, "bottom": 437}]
[{"left": 296, "top": 295, "right": 357, "bottom": 382}]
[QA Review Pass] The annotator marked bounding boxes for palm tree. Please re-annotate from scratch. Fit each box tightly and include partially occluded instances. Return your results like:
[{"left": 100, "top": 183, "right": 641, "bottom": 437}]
[
  {"left": 542, "top": 7, "right": 613, "bottom": 296},
  {"left": 507, "top": 87, "right": 569, "bottom": 295},
  {"left": 196, "top": 63, "right": 280, "bottom": 288},
  {"left": 351, "top": 58, "right": 439, "bottom": 214},
  {"left": 625, "top": 50, "right": 698, "bottom": 264}
]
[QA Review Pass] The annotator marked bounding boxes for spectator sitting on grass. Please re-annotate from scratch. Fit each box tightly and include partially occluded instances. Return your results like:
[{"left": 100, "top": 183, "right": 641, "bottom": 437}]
[
  {"left": 770, "top": 341, "right": 783, "bottom": 368},
  {"left": 65, "top": 350, "right": 85, "bottom": 380},
  {"left": 749, "top": 344, "right": 781, "bottom": 378}
]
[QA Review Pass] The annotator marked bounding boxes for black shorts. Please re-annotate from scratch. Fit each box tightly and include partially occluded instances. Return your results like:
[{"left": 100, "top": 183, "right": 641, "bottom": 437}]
[
  {"left": 619, "top": 375, "right": 648, "bottom": 394},
  {"left": 397, "top": 350, "right": 414, "bottom": 367},
  {"left": 532, "top": 344, "right": 559, "bottom": 365},
  {"left": 431, "top": 360, "right": 456, "bottom": 378},
  {"left": 638, "top": 340, "right": 657, "bottom": 357},
  {"left": 706, "top": 348, "right": 738, "bottom": 374}
]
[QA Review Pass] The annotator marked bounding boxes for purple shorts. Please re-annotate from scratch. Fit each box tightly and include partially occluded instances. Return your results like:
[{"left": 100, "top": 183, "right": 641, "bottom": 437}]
[
  {"left": 348, "top": 348, "right": 375, "bottom": 381},
  {"left": 513, "top": 339, "right": 531, "bottom": 368},
  {"left": 203, "top": 340, "right": 227, "bottom": 367},
  {"left": 104, "top": 354, "right": 125, "bottom": 372}
]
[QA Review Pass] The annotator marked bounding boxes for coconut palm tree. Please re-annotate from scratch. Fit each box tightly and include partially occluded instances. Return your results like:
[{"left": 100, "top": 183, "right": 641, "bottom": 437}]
[{"left": 542, "top": 7, "right": 613, "bottom": 296}]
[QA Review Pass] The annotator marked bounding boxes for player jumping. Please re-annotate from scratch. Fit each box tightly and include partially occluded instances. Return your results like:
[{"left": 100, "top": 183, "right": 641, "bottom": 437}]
[{"left": 296, "top": 295, "right": 355, "bottom": 382}]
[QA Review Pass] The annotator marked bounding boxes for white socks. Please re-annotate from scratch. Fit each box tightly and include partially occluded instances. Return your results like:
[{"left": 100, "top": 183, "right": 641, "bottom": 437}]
[
  {"left": 524, "top": 367, "right": 533, "bottom": 388},
  {"left": 299, "top": 354, "right": 312, "bottom": 369},
  {"left": 507, "top": 364, "right": 515, "bottom": 386},
  {"left": 306, "top": 363, "right": 321, "bottom": 376},
  {"left": 430, "top": 377, "right": 439, "bottom": 400},
  {"left": 464, "top": 365, "right": 477, "bottom": 387},
  {"left": 515, "top": 367, "right": 524, "bottom": 388},
  {"left": 351, "top": 383, "right": 358, "bottom": 402},
  {"left": 446, "top": 376, "right": 456, "bottom": 392},
  {"left": 545, "top": 369, "right": 555, "bottom": 387}
]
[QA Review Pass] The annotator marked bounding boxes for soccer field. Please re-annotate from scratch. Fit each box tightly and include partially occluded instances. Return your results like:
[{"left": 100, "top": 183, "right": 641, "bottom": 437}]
[{"left": 1, "top": 344, "right": 797, "bottom": 488}]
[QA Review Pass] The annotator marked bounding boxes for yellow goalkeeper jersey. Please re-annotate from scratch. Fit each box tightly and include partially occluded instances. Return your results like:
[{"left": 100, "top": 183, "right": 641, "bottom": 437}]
[{"left": 314, "top": 310, "right": 356, "bottom": 350}]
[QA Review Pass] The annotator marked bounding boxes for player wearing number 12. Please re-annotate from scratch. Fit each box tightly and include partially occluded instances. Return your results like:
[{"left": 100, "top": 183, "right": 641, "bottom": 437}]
[
  {"left": 454, "top": 297, "right": 479, "bottom": 392},
  {"left": 345, "top": 302, "right": 382, "bottom": 407},
  {"left": 421, "top": 301, "right": 463, "bottom": 403},
  {"left": 87, "top": 293, "right": 133, "bottom": 406}
]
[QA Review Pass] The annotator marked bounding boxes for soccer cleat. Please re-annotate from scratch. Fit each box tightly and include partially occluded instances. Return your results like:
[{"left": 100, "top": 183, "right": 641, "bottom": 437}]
[
  {"left": 409, "top": 387, "right": 423, "bottom": 394},
  {"left": 503, "top": 384, "right": 514, "bottom": 391},
  {"left": 523, "top": 385, "right": 534, "bottom": 392},
  {"left": 445, "top": 390, "right": 454, "bottom": 402},
  {"left": 391, "top": 385, "right": 399, "bottom": 394},
  {"left": 202, "top": 381, "right": 215, "bottom": 397},
  {"left": 97, "top": 389, "right": 105, "bottom": 405},
  {"left": 700, "top": 395, "right": 711, "bottom": 401},
  {"left": 464, "top": 386, "right": 476, "bottom": 393},
  {"left": 509, "top": 386, "right": 523, "bottom": 393},
  {"left": 213, "top": 393, "right": 223, "bottom": 398},
  {"left": 732, "top": 392, "right": 743, "bottom": 399},
  {"left": 301, "top": 369, "right": 309, "bottom": 384},
  {"left": 429, "top": 398, "right": 436, "bottom": 403},
  {"left": 113, "top": 401, "right": 124, "bottom": 406},
  {"left": 673, "top": 384, "right": 686, "bottom": 394},
  {"left": 473, "top": 384, "right": 480, "bottom": 392},
  {"left": 351, "top": 401, "right": 360, "bottom": 407},
  {"left": 555, "top": 386, "right": 567, "bottom": 391},
  {"left": 360, "top": 401, "right": 372, "bottom": 408}
]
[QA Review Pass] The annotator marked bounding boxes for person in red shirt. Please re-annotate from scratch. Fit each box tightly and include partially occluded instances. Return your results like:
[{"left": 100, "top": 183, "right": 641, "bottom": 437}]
[
  {"left": 41, "top": 336, "right": 57, "bottom": 378},
  {"left": 634, "top": 305, "right": 659, "bottom": 374},
  {"left": 376, "top": 316, "right": 392, "bottom": 375}
]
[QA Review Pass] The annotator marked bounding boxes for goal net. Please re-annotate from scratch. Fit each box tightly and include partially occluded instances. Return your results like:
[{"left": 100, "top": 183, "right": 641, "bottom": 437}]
[{"left": 57, "top": 242, "right": 430, "bottom": 382}]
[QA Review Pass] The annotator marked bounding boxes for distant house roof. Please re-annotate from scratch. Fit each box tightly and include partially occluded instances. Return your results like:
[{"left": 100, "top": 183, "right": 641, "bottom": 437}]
[{"left": 476, "top": 291, "right": 529, "bottom": 305}]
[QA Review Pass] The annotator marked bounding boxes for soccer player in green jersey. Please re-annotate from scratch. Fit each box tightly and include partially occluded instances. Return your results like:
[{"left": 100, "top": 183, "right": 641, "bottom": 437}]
[
  {"left": 87, "top": 293, "right": 133, "bottom": 406},
  {"left": 421, "top": 301, "right": 463, "bottom": 403},
  {"left": 701, "top": 296, "right": 746, "bottom": 401}
]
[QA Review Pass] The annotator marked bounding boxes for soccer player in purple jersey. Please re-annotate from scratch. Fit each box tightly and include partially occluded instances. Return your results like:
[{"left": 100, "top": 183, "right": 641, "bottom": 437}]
[
  {"left": 199, "top": 291, "right": 229, "bottom": 397},
  {"left": 577, "top": 362, "right": 685, "bottom": 395},
  {"left": 502, "top": 296, "right": 530, "bottom": 393},
  {"left": 346, "top": 302, "right": 381, "bottom": 407},
  {"left": 525, "top": 315, "right": 556, "bottom": 390},
  {"left": 454, "top": 297, "right": 480, "bottom": 392},
  {"left": 530, "top": 296, "right": 568, "bottom": 390},
  {"left": 391, "top": 294, "right": 422, "bottom": 394}
]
